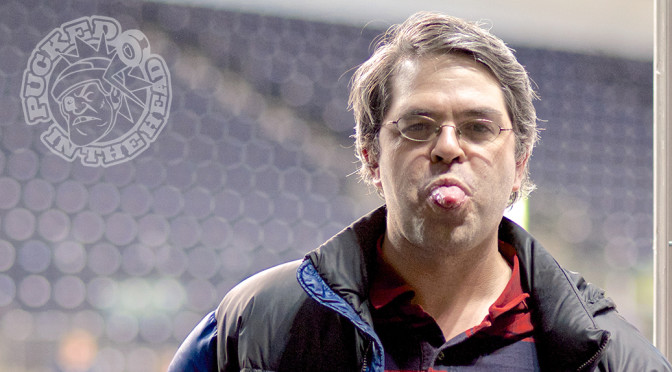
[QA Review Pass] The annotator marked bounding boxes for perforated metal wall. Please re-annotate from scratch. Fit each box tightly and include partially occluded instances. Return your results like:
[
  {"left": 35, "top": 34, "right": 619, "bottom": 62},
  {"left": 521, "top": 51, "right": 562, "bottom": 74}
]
[{"left": 0, "top": 1, "right": 654, "bottom": 371}]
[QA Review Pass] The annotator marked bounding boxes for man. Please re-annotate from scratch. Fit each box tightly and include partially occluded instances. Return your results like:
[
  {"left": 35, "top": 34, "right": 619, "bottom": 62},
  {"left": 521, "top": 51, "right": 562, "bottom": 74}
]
[{"left": 169, "top": 12, "right": 672, "bottom": 371}]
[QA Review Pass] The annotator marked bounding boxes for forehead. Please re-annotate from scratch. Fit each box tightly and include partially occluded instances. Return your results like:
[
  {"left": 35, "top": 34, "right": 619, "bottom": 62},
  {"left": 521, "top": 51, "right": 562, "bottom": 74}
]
[{"left": 387, "top": 53, "right": 505, "bottom": 116}]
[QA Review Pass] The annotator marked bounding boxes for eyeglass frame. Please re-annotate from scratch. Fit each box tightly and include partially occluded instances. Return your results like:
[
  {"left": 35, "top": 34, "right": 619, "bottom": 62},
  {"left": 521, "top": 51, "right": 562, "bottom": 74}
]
[{"left": 384, "top": 114, "right": 513, "bottom": 144}]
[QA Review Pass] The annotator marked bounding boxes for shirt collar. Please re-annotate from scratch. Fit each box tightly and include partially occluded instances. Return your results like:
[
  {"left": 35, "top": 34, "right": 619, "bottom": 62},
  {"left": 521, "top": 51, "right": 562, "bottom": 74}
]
[
  {"left": 369, "top": 237, "right": 529, "bottom": 320},
  {"left": 369, "top": 235, "right": 414, "bottom": 310}
]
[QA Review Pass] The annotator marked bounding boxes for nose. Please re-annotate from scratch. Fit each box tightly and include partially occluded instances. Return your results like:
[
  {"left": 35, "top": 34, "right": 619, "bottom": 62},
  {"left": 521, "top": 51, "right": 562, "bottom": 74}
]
[{"left": 430, "top": 125, "right": 466, "bottom": 164}]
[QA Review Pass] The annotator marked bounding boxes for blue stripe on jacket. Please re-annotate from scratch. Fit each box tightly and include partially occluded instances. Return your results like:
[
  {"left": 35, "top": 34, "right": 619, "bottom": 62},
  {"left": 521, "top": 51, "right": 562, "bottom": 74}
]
[
  {"left": 297, "top": 259, "right": 385, "bottom": 372},
  {"left": 167, "top": 310, "right": 218, "bottom": 372},
  {"left": 167, "top": 260, "right": 385, "bottom": 372}
]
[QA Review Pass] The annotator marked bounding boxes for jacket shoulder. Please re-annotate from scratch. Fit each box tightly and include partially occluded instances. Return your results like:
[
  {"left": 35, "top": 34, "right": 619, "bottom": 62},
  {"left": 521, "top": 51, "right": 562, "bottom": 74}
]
[
  {"left": 563, "top": 269, "right": 615, "bottom": 315},
  {"left": 569, "top": 271, "right": 671, "bottom": 370},
  {"left": 216, "top": 259, "right": 308, "bottom": 327},
  {"left": 215, "top": 260, "right": 312, "bottom": 370},
  {"left": 592, "top": 309, "right": 672, "bottom": 371},
  {"left": 499, "top": 218, "right": 671, "bottom": 370},
  {"left": 221, "top": 260, "right": 304, "bottom": 303}
]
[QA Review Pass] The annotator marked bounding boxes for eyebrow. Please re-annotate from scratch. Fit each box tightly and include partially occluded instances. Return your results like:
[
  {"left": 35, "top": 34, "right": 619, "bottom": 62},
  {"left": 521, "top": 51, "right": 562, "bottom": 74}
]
[
  {"left": 401, "top": 109, "right": 435, "bottom": 118},
  {"left": 401, "top": 107, "right": 505, "bottom": 120},
  {"left": 457, "top": 107, "right": 505, "bottom": 120}
]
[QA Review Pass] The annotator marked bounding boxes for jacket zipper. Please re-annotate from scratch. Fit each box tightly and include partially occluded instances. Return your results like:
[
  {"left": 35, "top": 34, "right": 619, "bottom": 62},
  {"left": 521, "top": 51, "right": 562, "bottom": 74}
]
[
  {"left": 299, "top": 260, "right": 383, "bottom": 372},
  {"left": 576, "top": 334, "right": 610, "bottom": 371},
  {"left": 361, "top": 341, "right": 372, "bottom": 372}
]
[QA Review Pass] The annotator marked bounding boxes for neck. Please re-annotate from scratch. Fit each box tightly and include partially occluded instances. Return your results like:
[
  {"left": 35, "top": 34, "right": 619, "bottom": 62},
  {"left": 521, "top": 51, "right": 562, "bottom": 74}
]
[{"left": 380, "top": 231, "right": 512, "bottom": 341}]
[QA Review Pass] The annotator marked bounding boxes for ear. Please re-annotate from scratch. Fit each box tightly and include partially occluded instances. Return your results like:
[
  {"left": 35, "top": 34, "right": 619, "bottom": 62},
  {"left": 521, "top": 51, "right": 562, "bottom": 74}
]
[
  {"left": 512, "top": 151, "right": 530, "bottom": 192},
  {"left": 362, "top": 148, "right": 382, "bottom": 190}
]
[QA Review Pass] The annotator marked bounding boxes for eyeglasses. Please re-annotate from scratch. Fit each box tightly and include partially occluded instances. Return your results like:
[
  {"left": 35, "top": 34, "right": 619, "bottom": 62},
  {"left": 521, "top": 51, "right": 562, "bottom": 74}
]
[{"left": 386, "top": 114, "right": 513, "bottom": 145}]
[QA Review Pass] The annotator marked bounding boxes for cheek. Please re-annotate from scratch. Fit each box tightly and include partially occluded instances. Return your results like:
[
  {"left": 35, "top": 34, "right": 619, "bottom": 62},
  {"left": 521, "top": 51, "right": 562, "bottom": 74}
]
[
  {"left": 376, "top": 152, "right": 410, "bottom": 196},
  {"left": 374, "top": 134, "right": 402, "bottom": 183},
  {"left": 469, "top": 154, "right": 517, "bottom": 198},
  {"left": 480, "top": 141, "right": 519, "bottom": 182}
]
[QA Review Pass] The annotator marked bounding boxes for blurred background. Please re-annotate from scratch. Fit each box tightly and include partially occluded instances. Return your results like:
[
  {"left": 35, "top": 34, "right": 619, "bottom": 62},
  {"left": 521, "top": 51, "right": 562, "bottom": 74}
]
[{"left": 0, "top": 0, "right": 655, "bottom": 370}]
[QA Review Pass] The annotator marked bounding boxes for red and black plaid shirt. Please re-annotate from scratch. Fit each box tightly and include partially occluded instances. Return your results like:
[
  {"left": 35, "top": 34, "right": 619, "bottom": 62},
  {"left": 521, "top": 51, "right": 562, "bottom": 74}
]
[{"left": 370, "top": 239, "right": 539, "bottom": 371}]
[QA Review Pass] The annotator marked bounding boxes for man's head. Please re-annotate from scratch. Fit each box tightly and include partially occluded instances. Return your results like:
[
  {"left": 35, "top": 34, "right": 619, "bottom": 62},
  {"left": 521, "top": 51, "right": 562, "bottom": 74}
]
[{"left": 350, "top": 12, "right": 539, "bottom": 205}]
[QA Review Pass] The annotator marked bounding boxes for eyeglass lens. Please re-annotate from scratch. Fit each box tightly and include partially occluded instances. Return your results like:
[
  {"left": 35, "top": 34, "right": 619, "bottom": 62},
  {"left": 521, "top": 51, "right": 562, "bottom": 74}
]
[{"left": 396, "top": 115, "right": 503, "bottom": 144}]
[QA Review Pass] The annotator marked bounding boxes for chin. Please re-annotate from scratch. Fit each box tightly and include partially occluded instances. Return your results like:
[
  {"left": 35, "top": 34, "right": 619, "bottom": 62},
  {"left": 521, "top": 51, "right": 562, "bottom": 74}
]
[{"left": 412, "top": 216, "right": 475, "bottom": 251}]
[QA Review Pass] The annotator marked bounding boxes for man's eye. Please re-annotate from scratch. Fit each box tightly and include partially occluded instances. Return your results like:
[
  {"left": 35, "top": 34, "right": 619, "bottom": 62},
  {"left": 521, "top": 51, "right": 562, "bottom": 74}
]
[
  {"left": 462, "top": 121, "right": 496, "bottom": 134},
  {"left": 401, "top": 115, "right": 435, "bottom": 129},
  {"left": 404, "top": 122, "right": 433, "bottom": 132}
]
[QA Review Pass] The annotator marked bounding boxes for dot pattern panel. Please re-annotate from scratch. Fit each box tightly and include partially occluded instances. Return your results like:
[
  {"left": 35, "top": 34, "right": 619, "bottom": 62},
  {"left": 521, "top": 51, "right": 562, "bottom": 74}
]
[
  {"left": 519, "top": 48, "right": 655, "bottom": 332},
  {"left": 0, "top": 0, "right": 656, "bottom": 370}
]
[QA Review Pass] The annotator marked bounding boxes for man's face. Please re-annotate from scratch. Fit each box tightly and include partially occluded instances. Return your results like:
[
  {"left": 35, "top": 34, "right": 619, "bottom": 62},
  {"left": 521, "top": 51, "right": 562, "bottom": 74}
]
[
  {"left": 371, "top": 53, "right": 527, "bottom": 254},
  {"left": 60, "top": 81, "right": 116, "bottom": 146}
]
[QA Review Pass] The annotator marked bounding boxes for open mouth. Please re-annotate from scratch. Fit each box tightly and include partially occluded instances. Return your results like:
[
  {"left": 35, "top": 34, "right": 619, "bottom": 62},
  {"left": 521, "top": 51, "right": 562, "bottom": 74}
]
[{"left": 430, "top": 185, "right": 468, "bottom": 209}]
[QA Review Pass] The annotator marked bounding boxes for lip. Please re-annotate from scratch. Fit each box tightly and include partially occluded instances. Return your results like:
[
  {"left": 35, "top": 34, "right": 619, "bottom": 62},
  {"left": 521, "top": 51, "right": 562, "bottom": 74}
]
[
  {"left": 427, "top": 177, "right": 471, "bottom": 196},
  {"left": 426, "top": 177, "right": 471, "bottom": 210}
]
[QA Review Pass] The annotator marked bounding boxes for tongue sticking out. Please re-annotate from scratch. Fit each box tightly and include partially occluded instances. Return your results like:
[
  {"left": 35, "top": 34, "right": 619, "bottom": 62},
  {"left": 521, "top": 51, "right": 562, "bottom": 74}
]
[{"left": 431, "top": 186, "right": 467, "bottom": 209}]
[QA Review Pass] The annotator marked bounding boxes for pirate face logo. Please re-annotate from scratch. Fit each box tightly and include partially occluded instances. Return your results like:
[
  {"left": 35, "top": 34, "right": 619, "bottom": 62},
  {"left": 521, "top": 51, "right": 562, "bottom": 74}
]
[
  {"left": 59, "top": 80, "right": 120, "bottom": 146},
  {"left": 21, "top": 16, "right": 171, "bottom": 167}
]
